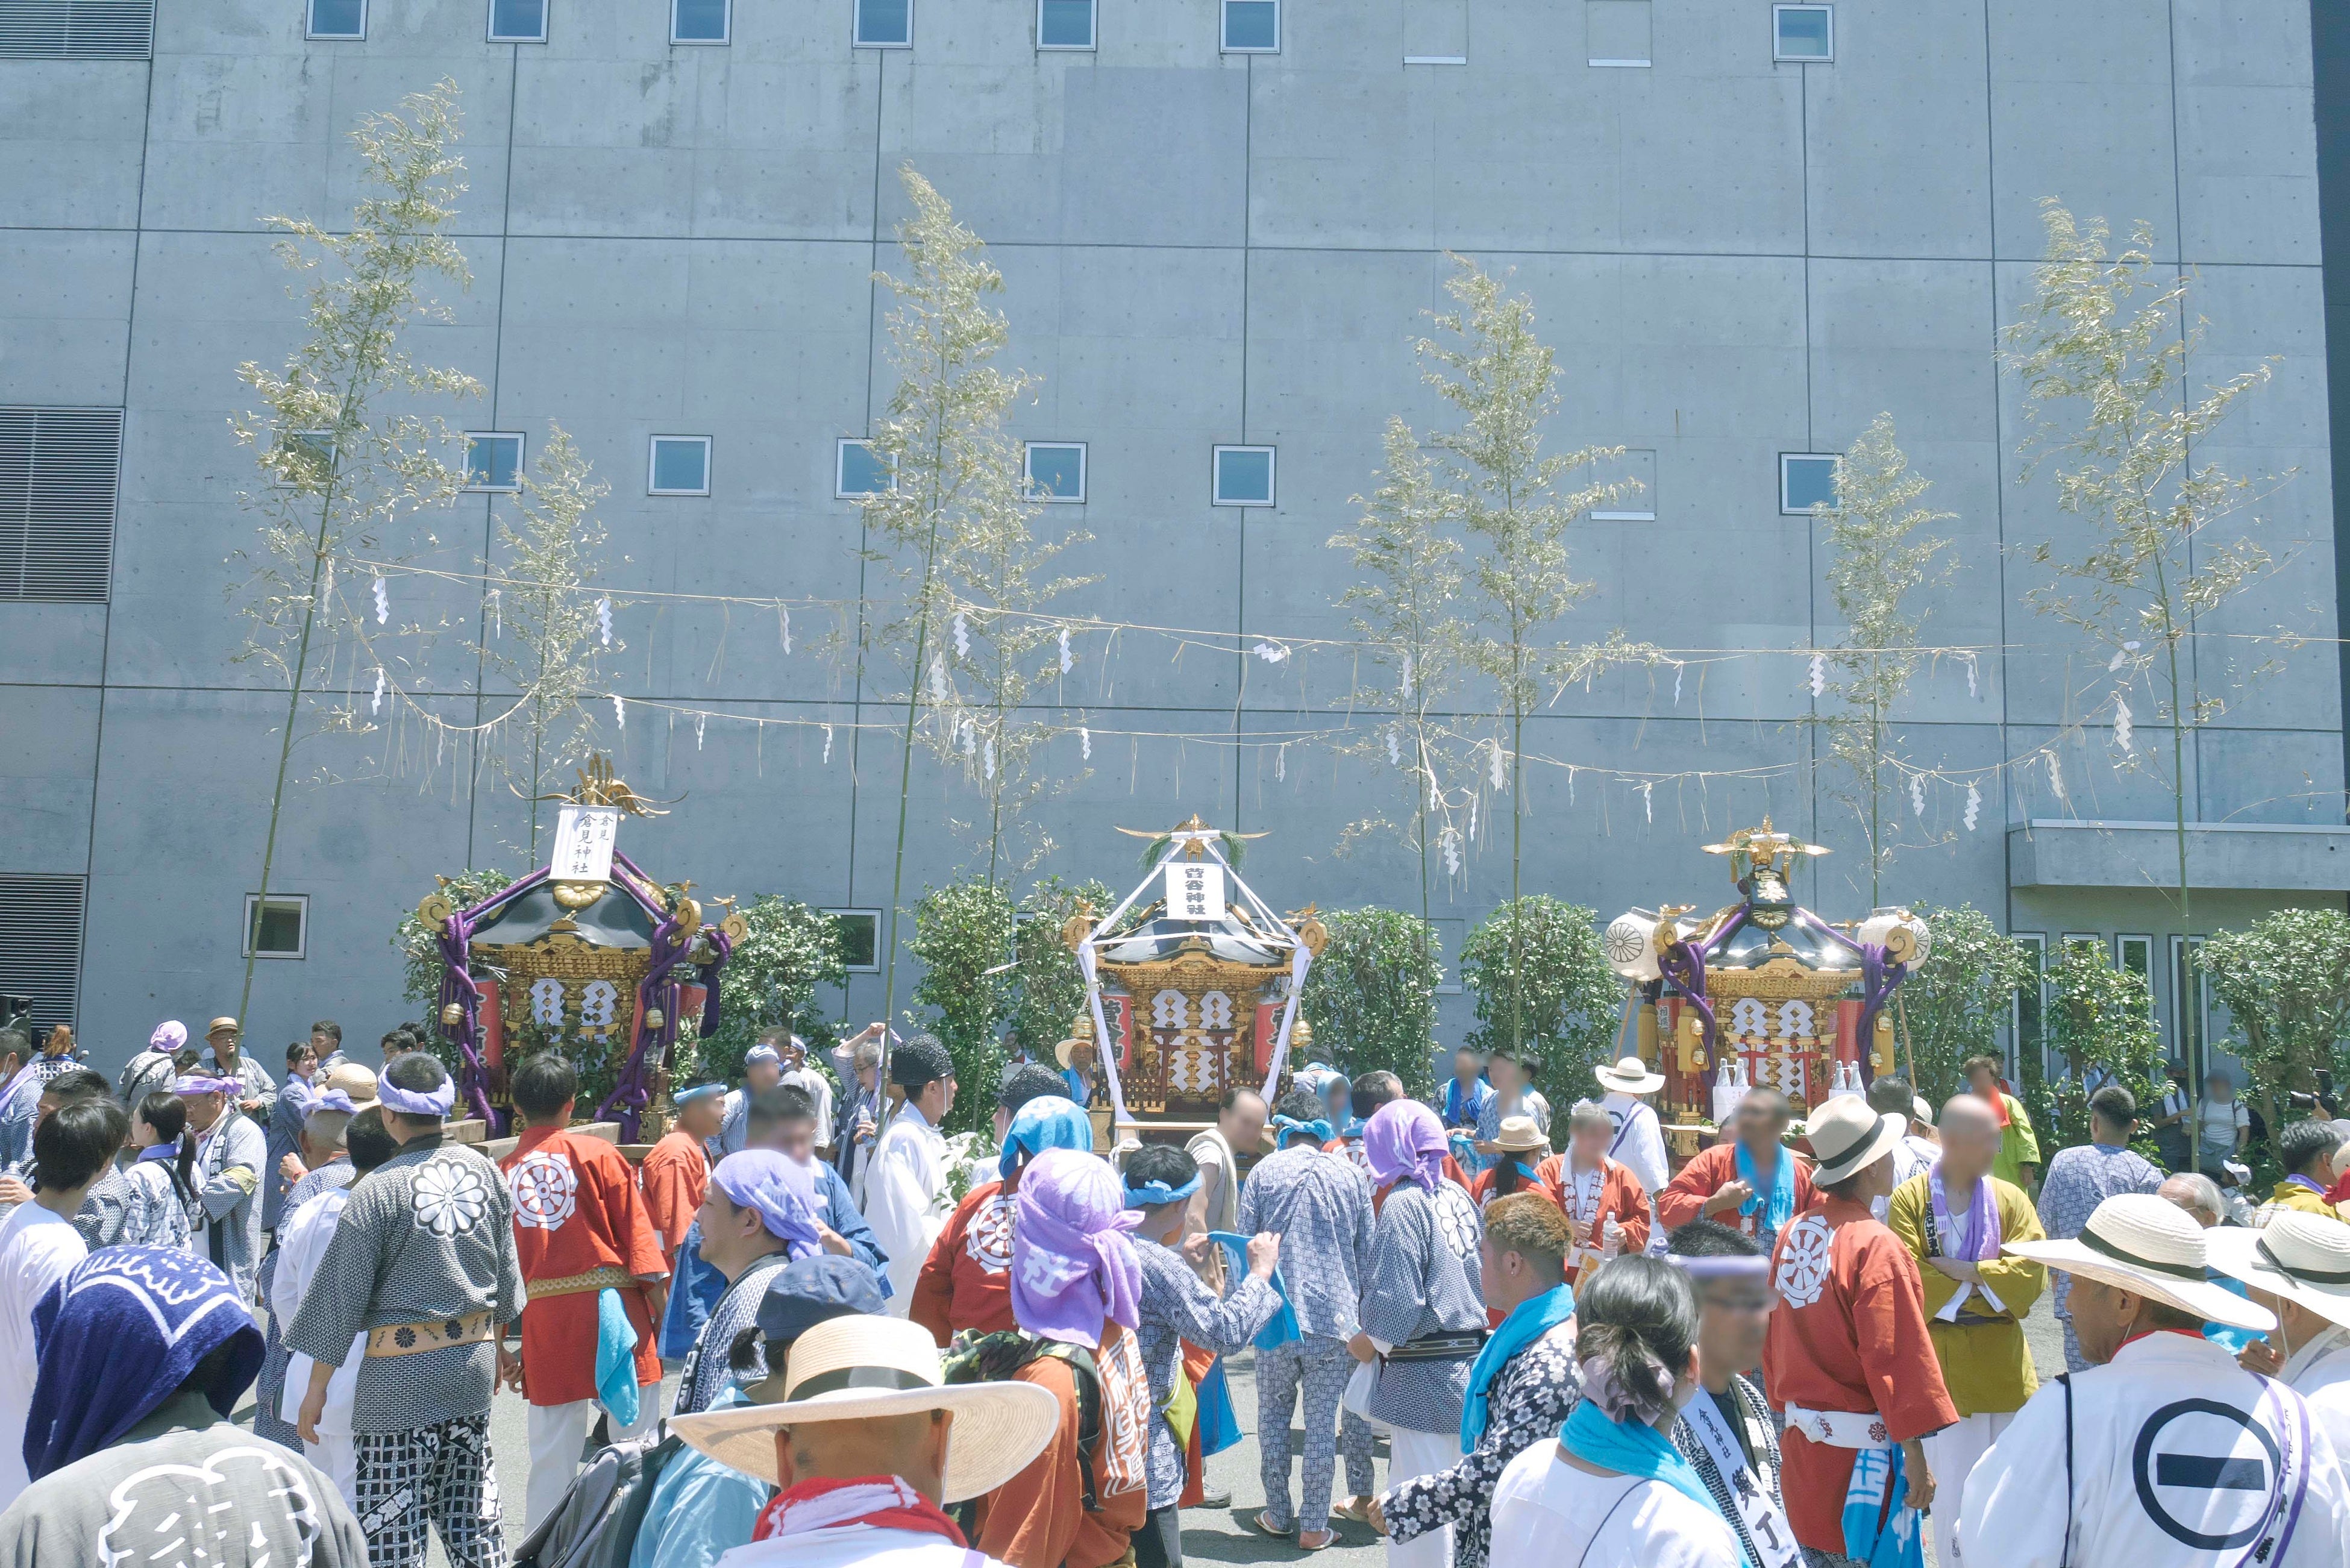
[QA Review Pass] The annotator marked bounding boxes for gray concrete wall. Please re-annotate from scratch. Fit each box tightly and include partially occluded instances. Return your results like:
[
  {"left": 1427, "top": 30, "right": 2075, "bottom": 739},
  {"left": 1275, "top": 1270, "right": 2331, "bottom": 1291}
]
[{"left": 1, "top": 0, "right": 2340, "bottom": 1074}]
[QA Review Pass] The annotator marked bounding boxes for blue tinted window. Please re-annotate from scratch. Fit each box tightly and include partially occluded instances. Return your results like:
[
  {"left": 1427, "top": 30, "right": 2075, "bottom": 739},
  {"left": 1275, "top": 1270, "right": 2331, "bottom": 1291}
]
[
  {"left": 466, "top": 434, "right": 522, "bottom": 491},
  {"left": 1775, "top": 5, "right": 1832, "bottom": 60},
  {"left": 1039, "top": 0, "right": 1093, "bottom": 48},
  {"left": 1223, "top": 0, "right": 1277, "bottom": 50},
  {"left": 1781, "top": 455, "right": 1838, "bottom": 513},
  {"left": 308, "top": 0, "right": 365, "bottom": 38},
  {"left": 490, "top": 0, "right": 545, "bottom": 40},
  {"left": 1026, "top": 444, "right": 1086, "bottom": 501},
  {"left": 856, "top": 0, "right": 911, "bottom": 45},
  {"left": 650, "top": 438, "right": 710, "bottom": 495},
  {"left": 838, "top": 440, "right": 895, "bottom": 497},
  {"left": 673, "top": 0, "right": 728, "bottom": 42},
  {"left": 1215, "top": 447, "right": 1274, "bottom": 506}
]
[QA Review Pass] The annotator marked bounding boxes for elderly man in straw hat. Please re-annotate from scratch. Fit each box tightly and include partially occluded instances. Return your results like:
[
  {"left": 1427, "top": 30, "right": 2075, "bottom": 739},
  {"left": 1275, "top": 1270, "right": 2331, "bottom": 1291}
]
[
  {"left": 1957, "top": 1193, "right": 2350, "bottom": 1568},
  {"left": 1590, "top": 1053, "right": 1672, "bottom": 1212},
  {"left": 2211, "top": 1211, "right": 2350, "bottom": 1455},
  {"left": 669, "top": 1307, "right": 1058, "bottom": 1568},
  {"left": 1661, "top": 1085, "right": 1816, "bottom": 1255},
  {"left": 1763, "top": 1094, "right": 1957, "bottom": 1568}
]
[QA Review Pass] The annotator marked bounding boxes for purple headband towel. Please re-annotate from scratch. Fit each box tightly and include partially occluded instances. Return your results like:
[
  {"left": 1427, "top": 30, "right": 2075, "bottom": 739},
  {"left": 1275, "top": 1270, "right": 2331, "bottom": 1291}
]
[
  {"left": 1363, "top": 1099, "right": 1450, "bottom": 1193},
  {"left": 1011, "top": 1147, "right": 1143, "bottom": 1349}
]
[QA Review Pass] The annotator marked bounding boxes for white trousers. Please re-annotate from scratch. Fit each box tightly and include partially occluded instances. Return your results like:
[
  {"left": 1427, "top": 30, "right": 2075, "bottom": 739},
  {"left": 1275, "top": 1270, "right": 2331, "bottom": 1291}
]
[
  {"left": 524, "top": 1393, "right": 658, "bottom": 1534},
  {"left": 304, "top": 1432, "right": 358, "bottom": 1514},
  {"left": 1926, "top": 1409, "right": 2011, "bottom": 1568},
  {"left": 1384, "top": 1426, "right": 1458, "bottom": 1568}
]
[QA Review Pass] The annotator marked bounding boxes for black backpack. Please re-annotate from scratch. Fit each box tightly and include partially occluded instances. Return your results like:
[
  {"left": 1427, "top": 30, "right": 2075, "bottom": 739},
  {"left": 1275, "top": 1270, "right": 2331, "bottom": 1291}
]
[{"left": 514, "top": 1422, "right": 691, "bottom": 1568}]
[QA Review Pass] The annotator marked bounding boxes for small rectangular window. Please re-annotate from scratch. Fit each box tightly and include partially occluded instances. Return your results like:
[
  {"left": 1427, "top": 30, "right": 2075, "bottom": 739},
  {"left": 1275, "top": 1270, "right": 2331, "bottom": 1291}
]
[
  {"left": 1774, "top": 4, "right": 1832, "bottom": 61},
  {"left": 2011, "top": 931, "right": 2046, "bottom": 1071},
  {"left": 672, "top": 0, "right": 728, "bottom": 43},
  {"left": 279, "top": 430, "right": 337, "bottom": 489},
  {"left": 1038, "top": 0, "right": 1092, "bottom": 49},
  {"left": 854, "top": 0, "right": 911, "bottom": 47},
  {"left": 1779, "top": 453, "right": 1839, "bottom": 515},
  {"left": 836, "top": 439, "right": 897, "bottom": 498},
  {"left": 1024, "top": 442, "right": 1087, "bottom": 503},
  {"left": 2117, "top": 933, "right": 2155, "bottom": 1016},
  {"left": 307, "top": 0, "right": 365, "bottom": 39},
  {"left": 1213, "top": 445, "right": 1276, "bottom": 507},
  {"left": 464, "top": 433, "right": 524, "bottom": 492},
  {"left": 1587, "top": 0, "right": 1650, "bottom": 67},
  {"left": 648, "top": 436, "right": 711, "bottom": 496},
  {"left": 488, "top": 0, "right": 546, "bottom": 42},
  {"left": 827, "top": 909, "right": 882, "bottom": 973},
  {"left": 1590, "top": 448, "right": 1656, "bottom": 520},
  {"left": 244, "top": 894, "right": 310, "bottom": 961},
  {"left": 1221, "top": 0, "right": 1278, "bottom": 52}
]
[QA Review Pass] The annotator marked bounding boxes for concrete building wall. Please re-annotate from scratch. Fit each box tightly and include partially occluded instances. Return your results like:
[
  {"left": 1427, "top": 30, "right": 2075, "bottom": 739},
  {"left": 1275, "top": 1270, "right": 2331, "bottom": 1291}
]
[{"left": 1, "top": 0, "right": 2340, "bottom": 1076}]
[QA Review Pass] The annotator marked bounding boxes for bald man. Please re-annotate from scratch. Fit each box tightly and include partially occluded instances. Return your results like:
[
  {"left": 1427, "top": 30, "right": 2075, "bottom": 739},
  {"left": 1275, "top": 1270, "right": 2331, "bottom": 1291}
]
[{"left": 1884, "top": 1094, "right": 2048, "bottom": 1568}]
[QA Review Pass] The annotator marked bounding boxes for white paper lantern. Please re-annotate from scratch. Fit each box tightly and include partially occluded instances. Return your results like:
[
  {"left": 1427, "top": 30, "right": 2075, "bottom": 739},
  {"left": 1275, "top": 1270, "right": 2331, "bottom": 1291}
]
[{"left": 1603, "top": 908, "right": 1664, "bottom": 981}]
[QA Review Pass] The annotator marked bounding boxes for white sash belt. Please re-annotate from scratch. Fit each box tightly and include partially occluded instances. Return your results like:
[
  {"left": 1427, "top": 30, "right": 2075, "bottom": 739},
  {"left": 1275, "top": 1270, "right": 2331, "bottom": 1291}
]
[{"left": 1782, "top": 1404, "right": 1891, "bottom": 1450}]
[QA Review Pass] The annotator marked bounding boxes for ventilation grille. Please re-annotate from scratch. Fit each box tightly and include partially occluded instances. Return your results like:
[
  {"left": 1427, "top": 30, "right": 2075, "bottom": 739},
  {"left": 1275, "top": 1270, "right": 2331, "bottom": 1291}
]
[
  {"left": 0, "top": 874, "right": 86, "bottom": 1033},
  {"left": 0, "top": 407, "right": 120, "bottom": 603},
  {"left": 0, "top": 0, "right": 153, "bottom": 58}
]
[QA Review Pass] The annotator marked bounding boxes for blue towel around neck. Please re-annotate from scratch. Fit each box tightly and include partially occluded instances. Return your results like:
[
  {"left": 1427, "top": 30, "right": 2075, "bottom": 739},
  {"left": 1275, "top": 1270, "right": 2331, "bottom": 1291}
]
[
  {"left": 1460, "top": 1284, "right": 1574, "bottom": 1452},
  {"left": 1735, "top": 1139, "right": 1796, "bottom": 1240},
  {"left": 1558, "top": 1399, "right": 1723, "bottom": 1515}
]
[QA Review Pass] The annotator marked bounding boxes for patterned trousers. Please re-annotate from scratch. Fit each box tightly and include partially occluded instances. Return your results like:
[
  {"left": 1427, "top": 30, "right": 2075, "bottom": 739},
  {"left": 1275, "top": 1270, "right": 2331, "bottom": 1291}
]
[
  {"left": 1339, "top": 1408, "right": 1376, "bottom": 1497},
  {"left": 354, "top": 1411, "right": 507, "bottom": 1568},
  {"left": 1256, "top": 1336, "right": 1357, "bottom": 1532}
]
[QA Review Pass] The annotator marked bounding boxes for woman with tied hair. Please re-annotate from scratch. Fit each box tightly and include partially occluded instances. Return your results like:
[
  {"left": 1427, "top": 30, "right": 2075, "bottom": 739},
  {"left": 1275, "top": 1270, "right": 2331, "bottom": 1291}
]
[
  {"left": 1488, "top": 1256, "right": 1742, "bottom": 1568},
  {"left": 1347, "top": 1099, "right": 1488, "bottom": 1568}
]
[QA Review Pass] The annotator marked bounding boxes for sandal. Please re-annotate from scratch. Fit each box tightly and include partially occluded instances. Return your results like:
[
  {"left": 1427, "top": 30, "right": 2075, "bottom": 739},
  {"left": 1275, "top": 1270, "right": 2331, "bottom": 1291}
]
[
  {"left": 1297, "top": 1530, "right": 1337, "bottom": 1552},
  {"left": 1250, "top": 1511, "right": 1294, "bottom": 1539}
]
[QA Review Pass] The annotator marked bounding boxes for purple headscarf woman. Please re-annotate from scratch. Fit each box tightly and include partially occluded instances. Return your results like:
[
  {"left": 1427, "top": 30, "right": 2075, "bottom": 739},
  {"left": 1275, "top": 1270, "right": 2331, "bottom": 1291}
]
[
  {"left": 1363, "top": 1098, "right": 1450, "bottom": 1193},
  {"left": 1010, "top": 1147, "right": 1143, "bottom": 1349}
]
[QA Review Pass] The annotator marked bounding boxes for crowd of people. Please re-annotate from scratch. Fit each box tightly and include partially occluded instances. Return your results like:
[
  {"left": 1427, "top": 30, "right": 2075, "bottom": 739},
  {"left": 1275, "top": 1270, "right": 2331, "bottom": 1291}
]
[{"left": 0, "top": 1011, "right": 2345, "bottom": 1568}]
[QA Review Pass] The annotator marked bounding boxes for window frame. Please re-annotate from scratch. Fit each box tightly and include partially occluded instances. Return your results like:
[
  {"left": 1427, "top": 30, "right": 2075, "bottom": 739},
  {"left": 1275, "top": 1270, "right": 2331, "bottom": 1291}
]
[
  {"left": 1212, "top": 444, "right": 1277, "bottom": 508},
  {"left": 853, "top": 0, "right": 914, "bottom": 48},
  {"left": 463, "top": 431, "right": 525, "bottom": 493},
  {"left": 1779, "top": 452, "right": 1840, "bottom": 515},
  {"left": 243, "top": 893, "right": 310, "bottom": 961},
  {"left": 1024, "top": 441, "right": 1089, "bottom": 504},
  {"left": 1036, "top": 0, "right": 1095, "bottom": 51},
  {"left": 2116, "top": 933, "right": 2156, "bottom": 1018},
  {"left": 486, "top": 0, "right": 548, "bottom": 43},
  {"left": 305, "top": 0, "right": 368, "bottom": 40},
  {"left": 826, "top": 908, "right": 884, "bottom": 974},
  {"left": 1772, "top": 3, "right": 1833, "bottom": 63},
  {"left": 1220, "top": 0, "right": 1280, "bottom": 54},
  {"left": 671, "top": 0, "right": 731, "bottom": 46},
  {"left": 2011, "top": 930, "right": 2046, "bottom": 1074},
  {"left": 647, "top": 435, "right": 713, "bottom": 497},
  {"left": 836, "top": 437, "right": 897, "bottom": 499}
]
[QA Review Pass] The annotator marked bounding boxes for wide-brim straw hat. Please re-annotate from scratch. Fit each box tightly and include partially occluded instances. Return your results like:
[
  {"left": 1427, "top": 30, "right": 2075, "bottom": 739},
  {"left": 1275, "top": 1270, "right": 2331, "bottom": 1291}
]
[
  {"left": 1481, "top": 1114, "right": 1549, "bottom": 1155},
  {"left": 2005, "top": 1193, "right": 2276, "bottom": 1333},
  {"left": 2207, "top": 1212, "right": 2350, "bottom": 1331},
  {"left": 1054, "top": 1035, "right": 1095, "bottom": 1070},
  {"left": 1593, "top": 1055, "right": 1665, "bottom": 1096},
  {"left": 1804, "top": 1094, "right": 1908, "bottom": 1187},
  {"left": 204, "top": 1017, "right": 240, "bottom": 1039},
  {"left": 323, "top": 1062, "right": 378, "bottom": 1105},
  {"left": 668, "top": 1314, "right": 1058, "bottom": 1502}
]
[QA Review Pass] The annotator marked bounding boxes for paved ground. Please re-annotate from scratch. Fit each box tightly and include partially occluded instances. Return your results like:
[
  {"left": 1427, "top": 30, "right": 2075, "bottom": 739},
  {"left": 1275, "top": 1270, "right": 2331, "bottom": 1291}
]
[{"left": 239, "top": 1291, "right": 2069, "bottom": 1567}]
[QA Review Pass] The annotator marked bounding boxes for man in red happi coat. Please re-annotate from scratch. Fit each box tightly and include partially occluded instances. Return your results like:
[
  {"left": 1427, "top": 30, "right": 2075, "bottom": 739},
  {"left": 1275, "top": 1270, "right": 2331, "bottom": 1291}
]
[
  {"left": 497, "top": 1053, "right": 672, "bottom": 1534},
  {"left": 1764, "top": 1096, "right": 1956, "bottom": 1566},
  {"left": 1658, "top": 1086, "right": 1816, "bottom": 1251},
  {"left": 910, "top": 1067, "right": 1085, "bottom": 1347}
]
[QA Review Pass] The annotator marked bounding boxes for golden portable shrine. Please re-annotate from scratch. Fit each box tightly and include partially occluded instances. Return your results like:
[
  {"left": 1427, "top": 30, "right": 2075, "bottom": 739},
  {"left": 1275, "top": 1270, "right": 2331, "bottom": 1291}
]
[
  {"left": 1602, "top": 820, "right": 1925, "bottom": 1143},
  {"left": 1058, "top": 816, "right": 1327, "bottom": 1143},
  {"left": 413, "top": 760, "right": 747, "bottom": 1137}
]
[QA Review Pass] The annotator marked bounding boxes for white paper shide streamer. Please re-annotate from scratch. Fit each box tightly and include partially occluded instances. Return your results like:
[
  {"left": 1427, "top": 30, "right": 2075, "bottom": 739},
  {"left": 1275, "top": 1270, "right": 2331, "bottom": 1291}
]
[
  {"left": 1058, "top": 626, "right": 1072, "bottom": 674},
  {"left": 1964, "top": 781, "right": 1981, "bottom": 831},
  {"left": 953, "top": 612, "right": 970, "bottom": 659},
  {"left": 2113, "top": 694, "right": 2133, "bottom": 753},
  {"left": 611, "top": 693, "right": 625, "bottom": 730},
  {"left": 2044, "top": 750, "right": 2065, "bottom": 803},
  {"left": 1910, "top": 773, "right": 1926, "bottom": 817},
  {"left": 1488, "top": 738, "right": 1505, "bottom": 789},
  {"left": 370, "top": 666, "right": 385, "bottom": 716},
  {"left": 372, "top": 577, "right": 389, "bottom": 626},
  {"left": 821, "top": 724, "right": 834, "bottom": 765},
  {"left": 1808, "top": 651, "right": 1826, "bottom": 697},
  {"left": 1080, "top": 726, "right": 1092, "bottom": 760},
  {"left": 597, "top": 597, "right": 612, "bottom": 647},
  {"left": 1253, "top": 641, "right": 1290, "bottom": 664}
]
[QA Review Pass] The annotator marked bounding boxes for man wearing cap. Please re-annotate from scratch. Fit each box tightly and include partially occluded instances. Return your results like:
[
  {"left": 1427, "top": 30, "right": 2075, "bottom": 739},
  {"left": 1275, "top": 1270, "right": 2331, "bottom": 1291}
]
[
  {"left": 631, "top": 1256, "right": 889, "bottom": 1568},
  {"left": 201, "top": 1016, "right": 278, "bottom": 1121},
  {"left": 962, "top": 1147, "right": 1155, "bottom": 1568},
  {"left": 2212, "top": 1211, "right": 2350, "bottom": 1456},
  {"left": 0, "top": 1247, "right": 368, "bottom": 1566},
  {"left": 866, "top": 1034, "right": 959, "bottom": 1316},
  {"left": 644, "top": 1079, "right": 725, "bottom": 1270},
  {"left": 1592, "top": 1053, "right": 1673, "bottom": 1220},
  {"left": 912, "top": 1070, "right": 1086, "bottom": 1346},
  {"left": 287, "top": 1051, "right": 524, "bottom": 1568},
  {"left": 1660, "top": 1087, "right": 1816, "bottom": 1255},
  {"left": 494, "top": 1053, "right": 672, "bottom": 1533},
  {"left": 1958, "top": 1193, "right": 2350, "bottom": 1568},
  {"left": 178, "top": 1065, "right": 269, "bottom": 1302},
  {"left": 2037, "top": 1085, "right": 2166, "bottom": 1372},
  {"left": 718, "top": 1036, "right": 792, "bottom": 1160},
  {"left": 1764, "top": 1094, "right": 1957, "bottom": 1568},
  {"left": 668, "top": 1312, "right": 1058, "bottom": 1568},
  {"left": 1534, "top": 1100, "right": 1652, "bottom": 1285},
  {"left": 673, "top": 1149, "right": 828, "bottom": 1419},
  {"left": 1885, "top": 1093, "right": 2049, "bottom": 1568}
]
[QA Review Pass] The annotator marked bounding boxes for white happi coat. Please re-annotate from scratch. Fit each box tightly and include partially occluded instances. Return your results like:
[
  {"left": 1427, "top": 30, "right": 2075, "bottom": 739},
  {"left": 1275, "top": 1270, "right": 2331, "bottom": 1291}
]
[
  {"left": 863, "top": 1101, "right": 948, "bottom": 1315},
  {"left": 1956, "top": 1330, "right": 2350, "bottom": 1568},
  {"left": 2284, "top": 1325, "right": 2350, "bottom": 1464},
  {"left": 1600, "top": 1091, "right": 1670, "bottom": 1197}
]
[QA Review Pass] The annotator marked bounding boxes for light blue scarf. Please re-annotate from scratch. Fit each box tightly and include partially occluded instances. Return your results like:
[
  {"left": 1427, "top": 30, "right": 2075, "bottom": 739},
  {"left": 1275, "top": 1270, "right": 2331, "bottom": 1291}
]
[
  {"left": 1461, "top": 1285, "right": 1574, "bottom": 1452},
  {"left": 1840, "top": 1437, "right": 1924, "bottom": 1568},
  {"left": 595, "top": 1287, "right": 641, "bottom": 1427},
  {"left": 1558, "top": 1399, "right": 1721, "bottom": 1514},
  {"left": 1734, "top": 1140, "right": 1796, "bottom": 1243}
]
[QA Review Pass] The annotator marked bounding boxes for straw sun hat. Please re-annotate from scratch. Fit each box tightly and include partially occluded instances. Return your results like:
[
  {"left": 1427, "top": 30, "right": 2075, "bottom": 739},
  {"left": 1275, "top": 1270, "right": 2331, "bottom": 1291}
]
[
  {"left": 2208, "top": 1211, "right": 2350, "bottom": 1332},
  {"left": 1803, "top": 1094, "right": 1909, "bottom": 1187},
  {"left": 1479, "top": 1114, "right": 1550, "bottom": 1156},
  {"left": 668, "top": 1313, "right": 1059, "bottom": 1502},
  {"left": 2004, "top": 1193, "right": 2277, "bottom": 1333},
  {"left": 1592, "top": 1055, "right": 1665, "bottom": 1096}
]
